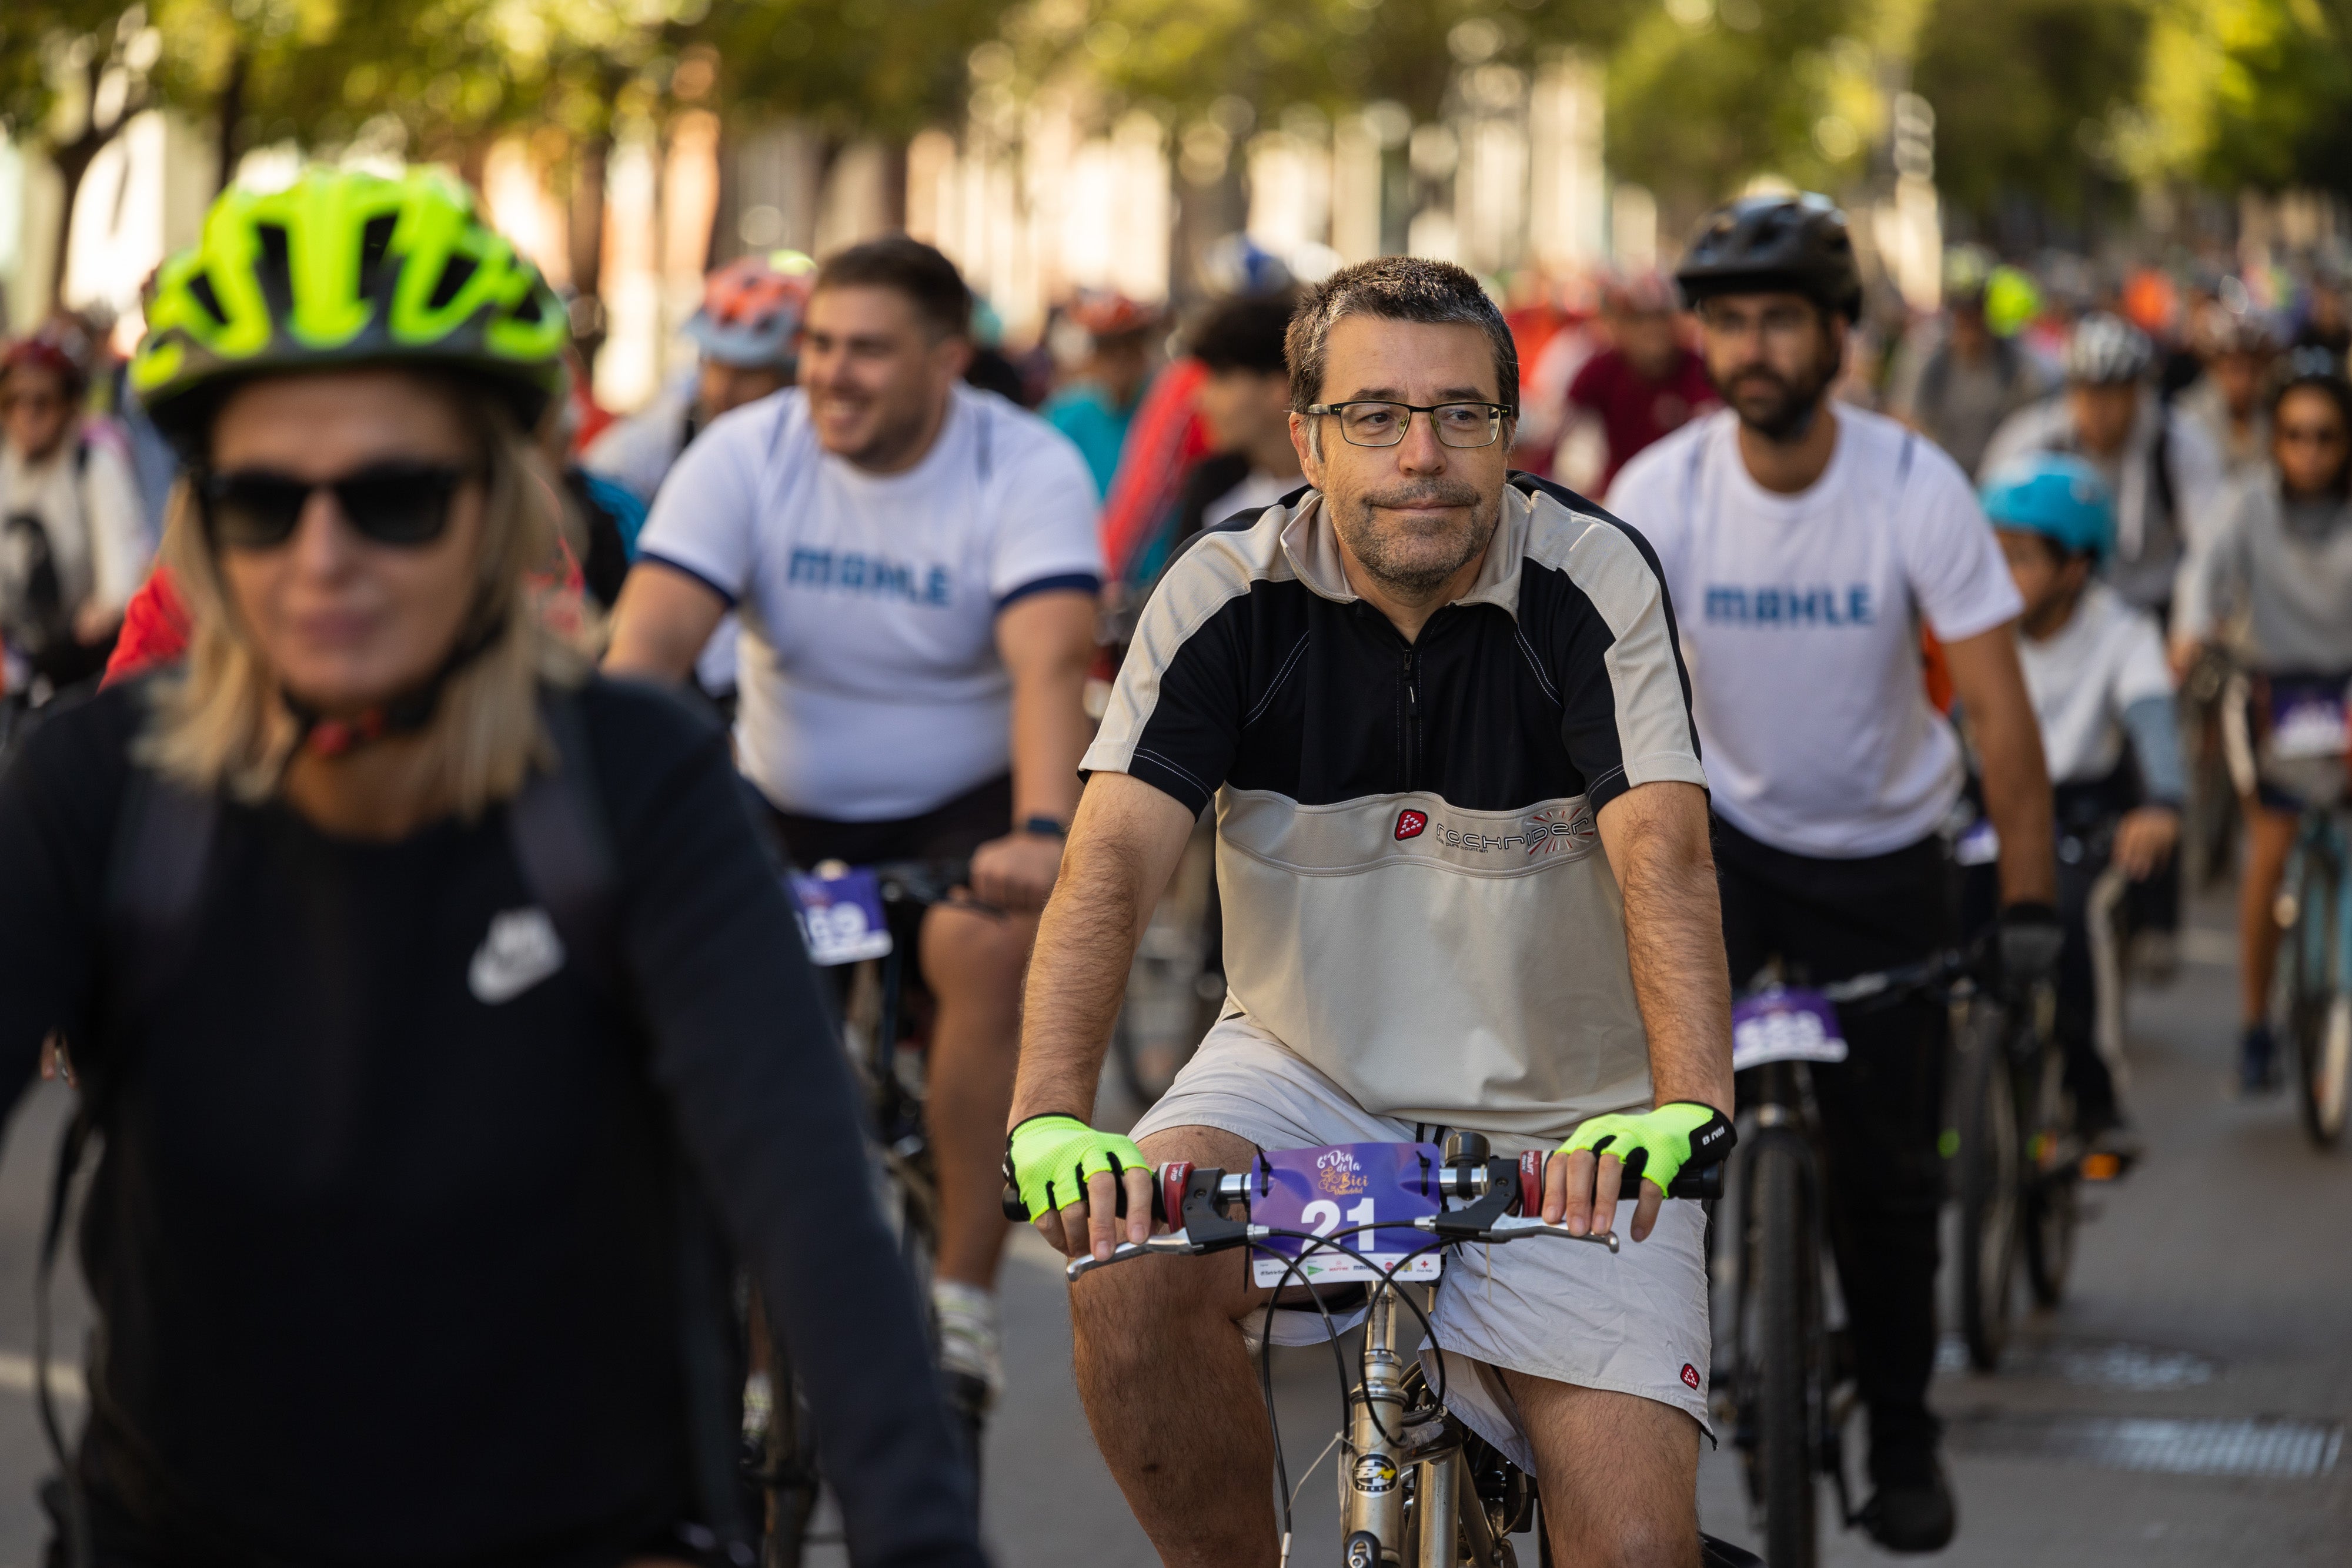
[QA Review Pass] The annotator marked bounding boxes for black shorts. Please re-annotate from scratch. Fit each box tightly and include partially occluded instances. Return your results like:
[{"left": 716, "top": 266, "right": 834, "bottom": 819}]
[{"left": 764, "top": 774, "right": 1013, "bottom": 872}]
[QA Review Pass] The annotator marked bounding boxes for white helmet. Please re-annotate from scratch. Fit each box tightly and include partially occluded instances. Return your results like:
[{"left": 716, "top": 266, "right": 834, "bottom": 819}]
[{"left": 2065, "top": 312, "right": 2154, "bottom": 385}]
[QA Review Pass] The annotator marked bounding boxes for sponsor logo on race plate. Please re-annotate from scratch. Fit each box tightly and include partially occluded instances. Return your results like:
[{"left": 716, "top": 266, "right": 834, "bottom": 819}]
[{"left": 1314, "top": 1146, "right": 1369, "bottom": 1198}]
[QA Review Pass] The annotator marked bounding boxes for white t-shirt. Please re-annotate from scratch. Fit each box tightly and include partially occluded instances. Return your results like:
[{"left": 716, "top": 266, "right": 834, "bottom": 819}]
[
  {"left": 637, "top": 383, "right": 1102, "bottom": 821},
  {"left": 2017, "top": 583, "right": 2171, "bottom": 786},
  {"left": 1608, "top": 407, "right": 2023, "bottom": 857}
]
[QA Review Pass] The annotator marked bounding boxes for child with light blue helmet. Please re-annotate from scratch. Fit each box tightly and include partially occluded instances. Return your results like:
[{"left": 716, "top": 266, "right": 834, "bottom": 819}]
[{"left": 1976, "top": 449, "right": 2182, "bottom": 1156}]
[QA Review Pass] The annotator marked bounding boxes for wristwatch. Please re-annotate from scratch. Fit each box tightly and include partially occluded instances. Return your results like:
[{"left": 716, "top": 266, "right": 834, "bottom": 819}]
[{"left": 1020, "top": 815, "right": 1069, "bottom": 838}]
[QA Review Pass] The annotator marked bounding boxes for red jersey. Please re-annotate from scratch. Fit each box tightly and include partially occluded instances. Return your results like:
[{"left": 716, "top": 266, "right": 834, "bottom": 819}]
[{"left": 1568, "top": 346, "right": 1720, "bottom": 494}]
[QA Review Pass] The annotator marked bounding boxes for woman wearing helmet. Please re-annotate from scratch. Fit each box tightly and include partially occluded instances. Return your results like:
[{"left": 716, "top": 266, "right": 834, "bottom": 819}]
[
  {"left": 0, "top": 169, "right": 982, "bottom": 1567},
  {"left": 1981, "top": 452, "right": 2184, "bottom": 1152},
  {"left": 2174, "top": 348, "right": 2352, "bottom": 1092}
]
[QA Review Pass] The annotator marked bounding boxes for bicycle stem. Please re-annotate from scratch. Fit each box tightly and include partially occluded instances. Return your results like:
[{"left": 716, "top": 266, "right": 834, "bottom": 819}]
[{"left": 1340, "top": 1288, "right": 1410, "bottom": 1552}]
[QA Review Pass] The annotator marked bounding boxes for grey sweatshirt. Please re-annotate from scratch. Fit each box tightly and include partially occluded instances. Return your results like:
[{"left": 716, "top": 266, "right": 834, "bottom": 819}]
[{"left": 2178, "top": 476, "right": 2352, "bottom": 674}]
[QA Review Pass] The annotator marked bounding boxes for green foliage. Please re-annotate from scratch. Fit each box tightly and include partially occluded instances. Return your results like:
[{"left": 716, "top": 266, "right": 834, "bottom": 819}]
[
  {"left": 711, "top": 0, "right": 1016, "bottom": 137},
  {"left": 1016, "top": 0, "right": 1643, "bottom": 125},
  {"left": 2190, "top": 0, "right": 2352, "bottom": 196},
  {"left": 1605, "top": 0, "right": 1874, "bottom": 205},
  {"left": 1912, "top": 0, "right": 2153, "bottom": 222}
]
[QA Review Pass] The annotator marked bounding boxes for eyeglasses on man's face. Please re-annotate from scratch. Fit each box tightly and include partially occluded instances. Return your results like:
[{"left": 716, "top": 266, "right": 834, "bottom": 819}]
[{"left": 1301, "top": 400, "right": 1513, "bottom": 449}]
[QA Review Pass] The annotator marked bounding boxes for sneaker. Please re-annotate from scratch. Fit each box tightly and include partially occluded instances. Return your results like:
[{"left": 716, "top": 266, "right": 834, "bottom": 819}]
[
  {"left": 2239, "top": 1024, "right": 2281, "bottom": 1095},
  {"left": 1859, "top": 1448, "right": 1957, "bottom": 1553},
  {"left": 931, "top": 1280, "right": 1003, "bottom": 1407}
]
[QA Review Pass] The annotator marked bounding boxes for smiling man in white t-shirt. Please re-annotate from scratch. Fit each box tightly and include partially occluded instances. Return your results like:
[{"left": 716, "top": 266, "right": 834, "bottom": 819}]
[
  {"left": 604, "top": 237, "right": 1102, "bottom": 1423},
  {"left": 1609, "top": 193, "right": 2056, "bottom": 1553}
]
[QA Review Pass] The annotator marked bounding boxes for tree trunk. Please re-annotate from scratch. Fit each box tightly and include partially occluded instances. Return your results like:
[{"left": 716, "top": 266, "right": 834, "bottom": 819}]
[
  {"left": 568, "top": 128, "right": 613, "bottom": 369},
  {"left": 212, "top": 47, "right": 250, "bottom": 196}
]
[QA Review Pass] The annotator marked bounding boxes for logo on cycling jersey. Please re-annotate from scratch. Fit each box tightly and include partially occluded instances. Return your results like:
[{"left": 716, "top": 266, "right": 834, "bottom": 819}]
[
  {"left": 1313, "top": 1147, "right": 1369, "bottom": 1198},
  {"left": 468, "top": 907, "right": 565, "bottom": 1005},
  {"left": 1682, "top": 1363, "right": 1701, "bottom": 1390},
  {"left": 1409, "top": 804, "right": 1597, "bottom": 857}
]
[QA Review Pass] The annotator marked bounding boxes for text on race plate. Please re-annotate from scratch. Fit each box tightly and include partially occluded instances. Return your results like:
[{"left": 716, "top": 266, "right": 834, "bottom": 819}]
[
  {"left": 786, "top": 867, "right": 893, "bottom": 967},
  {"left": 1247, "top": 1142, "right": 1445, "bottom": 1288},
  {"left": 1730, "top": 989, "right": 1850, "bottom": 1072}
]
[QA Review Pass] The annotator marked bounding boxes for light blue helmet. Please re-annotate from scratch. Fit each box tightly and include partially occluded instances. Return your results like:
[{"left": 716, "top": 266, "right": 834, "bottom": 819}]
[{"left": 1979, "top": 452, "right": 2114, "bottom": 561}]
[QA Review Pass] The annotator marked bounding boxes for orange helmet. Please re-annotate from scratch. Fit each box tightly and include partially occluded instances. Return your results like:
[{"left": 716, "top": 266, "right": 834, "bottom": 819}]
[
  {"left": 686, "top": 250, "right": 816, "bottom": 367},
  {"left": 1067, "top": 289, "right": 1155, "bottom": 339}
]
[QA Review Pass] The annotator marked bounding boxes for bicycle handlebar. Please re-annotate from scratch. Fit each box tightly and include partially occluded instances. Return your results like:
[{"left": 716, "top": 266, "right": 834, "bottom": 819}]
[{"left": 1001, "top": 1149, "right": 1721, "bottom": 1226}]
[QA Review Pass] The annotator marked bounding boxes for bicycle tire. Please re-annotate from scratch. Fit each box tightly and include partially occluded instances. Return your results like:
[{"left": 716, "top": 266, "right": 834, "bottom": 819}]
[
  {"left": 750, "top": 1314, "right": 823, "bottom": 1568},
  {"left": 2290, "top": 848, "right": 2350, "bottom": 1148},
  {"left": 2020, "top": 1039, "right": 2077, "bottom": 1308},
  {"left": 1954, "top": 1001, "right": 2020, "bottom": 1371},
  {"left": 1745, "top": 1134, "right": 1818, "bottom": 1568}
]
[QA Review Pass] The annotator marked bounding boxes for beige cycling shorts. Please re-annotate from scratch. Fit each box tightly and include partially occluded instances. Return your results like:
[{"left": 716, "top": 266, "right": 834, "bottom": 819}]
[{"left": 1130, "top": 1014, "right": 1713, "bottom": 1475}]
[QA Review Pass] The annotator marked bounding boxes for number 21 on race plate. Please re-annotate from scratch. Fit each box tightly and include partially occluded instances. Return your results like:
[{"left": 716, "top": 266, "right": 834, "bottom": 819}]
[
  {"left": 1248, "top": 1142, "right": 1444, "bottom": 1288},
  {"left": 786, "top": 868, "right": 893, "bottom": 967},
  {"left": 1731, "top": 989, "right": 1849, "bottom": 1071}
]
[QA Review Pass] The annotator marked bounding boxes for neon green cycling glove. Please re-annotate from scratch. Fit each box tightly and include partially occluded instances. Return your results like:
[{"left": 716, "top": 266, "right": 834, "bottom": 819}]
[
  {"left": 1006, "top": 1114, "right": 1148, "bottom": 1219},
  {"left": 1557, "top": 1102, "right": 1735, "bottom": 1193}
]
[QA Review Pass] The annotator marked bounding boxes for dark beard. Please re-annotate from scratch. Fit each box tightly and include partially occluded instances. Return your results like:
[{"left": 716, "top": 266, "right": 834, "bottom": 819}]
[
  {"left": 1328, "top": 480, "right": 1499, "bottom": 595},
  {"left": 1726, "top": 357, "right": 1836, "bottom": 444}
]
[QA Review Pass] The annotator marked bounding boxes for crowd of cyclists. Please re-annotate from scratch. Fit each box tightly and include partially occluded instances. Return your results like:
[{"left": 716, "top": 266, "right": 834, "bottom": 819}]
[{"left": 0, "top": 155, "right": 2344, "bottom": 1567}]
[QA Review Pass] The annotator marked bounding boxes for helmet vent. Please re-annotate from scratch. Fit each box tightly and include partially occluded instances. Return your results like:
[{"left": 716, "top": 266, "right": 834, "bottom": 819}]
[
  {"left": 186, "top": 270, "right": 227, "bottom": 328},
  {"left": 253, "top": 223, "right": 294, "bottom": 313},
  {"left": 510, "top": 287, "right": 545, "bottom": 326},
  {"left": 358, "top": 214, "right": 397, "bottom": 290},
  {"left": 427, "top": 254, "right": 478, "bottom": 311}
]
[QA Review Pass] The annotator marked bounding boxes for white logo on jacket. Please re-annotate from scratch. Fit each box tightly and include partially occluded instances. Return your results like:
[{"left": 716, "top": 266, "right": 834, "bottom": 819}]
[{"left": 468, "top": 908, "right": 566, "bottom": 1004}]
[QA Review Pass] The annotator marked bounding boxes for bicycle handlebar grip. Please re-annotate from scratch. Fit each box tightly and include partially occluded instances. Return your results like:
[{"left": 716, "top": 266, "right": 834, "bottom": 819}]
[
  {"left": 999, "top": 1162, "right": 1184, "bottom": 1225},
  {"left": 1514, "top": 1149, "right": 1727, "bottom": 1209}
]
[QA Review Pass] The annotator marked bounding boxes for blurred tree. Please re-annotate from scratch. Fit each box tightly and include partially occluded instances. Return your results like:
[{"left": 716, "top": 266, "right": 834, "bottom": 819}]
[
  {"left": 1605, "top": 0, "right": 1875, "bottom": 213},
  {"left": 1, "top": 1, "right": 166, "bottom": 285},
  {"left": 2138, "top": 0, "right": 2352, "bottom": 200},
  {"left": 1912, "top": 0, "right": 2152, "bottom": 225}
]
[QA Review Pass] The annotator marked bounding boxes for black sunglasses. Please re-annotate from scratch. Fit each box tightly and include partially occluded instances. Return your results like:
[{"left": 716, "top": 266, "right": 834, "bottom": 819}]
[{"left": 195, "top": 462, "right": 478, "bottom": 551}]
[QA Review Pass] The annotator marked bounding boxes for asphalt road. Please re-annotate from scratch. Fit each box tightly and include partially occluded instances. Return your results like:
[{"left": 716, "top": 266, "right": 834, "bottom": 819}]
[{"left": 0, "top": 890, "right": 2340, "bottom": 1565}]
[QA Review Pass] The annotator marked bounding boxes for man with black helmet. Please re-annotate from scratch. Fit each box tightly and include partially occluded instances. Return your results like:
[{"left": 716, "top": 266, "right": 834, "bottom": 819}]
[{"left": 1609, "top": 193, "right": 2059, "bottom": 1552}]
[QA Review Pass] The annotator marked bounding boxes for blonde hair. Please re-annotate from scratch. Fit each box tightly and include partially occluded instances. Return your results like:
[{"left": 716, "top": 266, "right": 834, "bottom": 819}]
[{"left": 140, "top": 379, "right": 583, "bottom": 821}]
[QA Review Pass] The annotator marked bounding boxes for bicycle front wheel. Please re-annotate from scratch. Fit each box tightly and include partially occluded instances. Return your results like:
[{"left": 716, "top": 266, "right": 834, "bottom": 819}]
[
  {"left": 2288, "top": 847, "right": 2350, "bottom": 1148},
  {"left": 1954, "top": 1001, "right": 2020, "bottom": 1370},
  {"left": 2021, "top": 1038, "right": 2077, "bottom": 1308},
  {"left": 1744, "top": 1134, "right": 1818, "bottom": 1568}
]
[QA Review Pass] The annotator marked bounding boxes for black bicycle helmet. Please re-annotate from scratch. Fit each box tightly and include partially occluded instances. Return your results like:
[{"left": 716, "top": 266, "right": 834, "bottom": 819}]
[{"left": 1675, "top": 193, "right": 1863, "bottom": 322}]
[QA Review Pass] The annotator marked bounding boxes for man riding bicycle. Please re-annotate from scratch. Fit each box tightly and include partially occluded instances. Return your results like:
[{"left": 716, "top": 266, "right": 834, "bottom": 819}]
[
  {"left": 1008, "top": 256, "right": 1738, "bottom": 1566},
  {"left": 1608, "top": 193, "right": 2059, "bottom": 1553},
  {"left": 604, "top": 236, "right": 1102, "bottom": 1416}
]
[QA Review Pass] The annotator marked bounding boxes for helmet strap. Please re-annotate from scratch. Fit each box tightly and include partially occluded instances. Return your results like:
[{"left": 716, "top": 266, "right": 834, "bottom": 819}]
[{"left": 280, "top": 609, "right": 510, "bottom": 760}]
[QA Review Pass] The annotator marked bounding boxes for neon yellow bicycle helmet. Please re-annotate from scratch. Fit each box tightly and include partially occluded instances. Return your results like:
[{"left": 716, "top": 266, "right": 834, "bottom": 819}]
[{"left": 131, "top": 165, "right": 568, "bottom": 450}]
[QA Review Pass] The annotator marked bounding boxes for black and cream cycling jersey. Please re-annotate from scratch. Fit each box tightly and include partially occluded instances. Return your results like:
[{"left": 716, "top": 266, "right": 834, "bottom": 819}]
[{"left": 1084, "top": 475, "right": 1708, "bottom": 1138}]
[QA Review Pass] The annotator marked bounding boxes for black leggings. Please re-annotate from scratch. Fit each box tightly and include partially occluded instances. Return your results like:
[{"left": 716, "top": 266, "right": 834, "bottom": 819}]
[{"left": 1714, "top": 817, "right": 1952, "bottom": 1470}]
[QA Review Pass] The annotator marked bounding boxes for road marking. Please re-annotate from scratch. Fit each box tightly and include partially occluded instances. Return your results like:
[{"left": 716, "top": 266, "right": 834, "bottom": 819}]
[
  {"left": 0, "top": 1353, "right": 83, "bottom": 1404},
  {"left": 1937, "top": 1334, "right": 2219, "bottom": 1390},
  {"left": 1947, "top": 1413, "right": 2341, "bottom": 1479}
]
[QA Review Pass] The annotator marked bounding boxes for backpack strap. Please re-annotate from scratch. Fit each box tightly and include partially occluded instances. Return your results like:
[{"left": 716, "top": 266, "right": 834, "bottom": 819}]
[
  {"left": 39, "top": 766, "right": 225, "bottom": 1568},
  {"left": 503, "top": 684, "right": 750, "bottom": 1556},
  {"left": 505, "top": 688, "right": 619, "bottom": 995}
]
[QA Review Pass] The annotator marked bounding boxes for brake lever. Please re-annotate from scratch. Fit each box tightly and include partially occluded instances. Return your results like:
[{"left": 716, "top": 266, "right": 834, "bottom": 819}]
[
  {"left": 1061, "top": 1166, "right": 1262, "bottom": 1281},
  {"left": 1413, "top": 1154, "right": 1622, "bottom": 1249}
]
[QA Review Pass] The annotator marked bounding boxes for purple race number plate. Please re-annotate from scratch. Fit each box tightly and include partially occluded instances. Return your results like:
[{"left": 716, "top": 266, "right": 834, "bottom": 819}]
[
  {"left": 1247, "top": 1142, "right": 1444, "bottom": 1287},
  {"left": 1732, "top": 988, "right": 1849, "bottom": 1071},
  {"left": 787, "top": 867, "right": 893, "bottom": 966}
]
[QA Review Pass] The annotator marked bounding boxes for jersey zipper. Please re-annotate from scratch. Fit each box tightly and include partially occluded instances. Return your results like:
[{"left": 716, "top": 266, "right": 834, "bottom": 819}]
[{"left": 1402, "top": 647, "right": 1420, "bottom": 792}]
